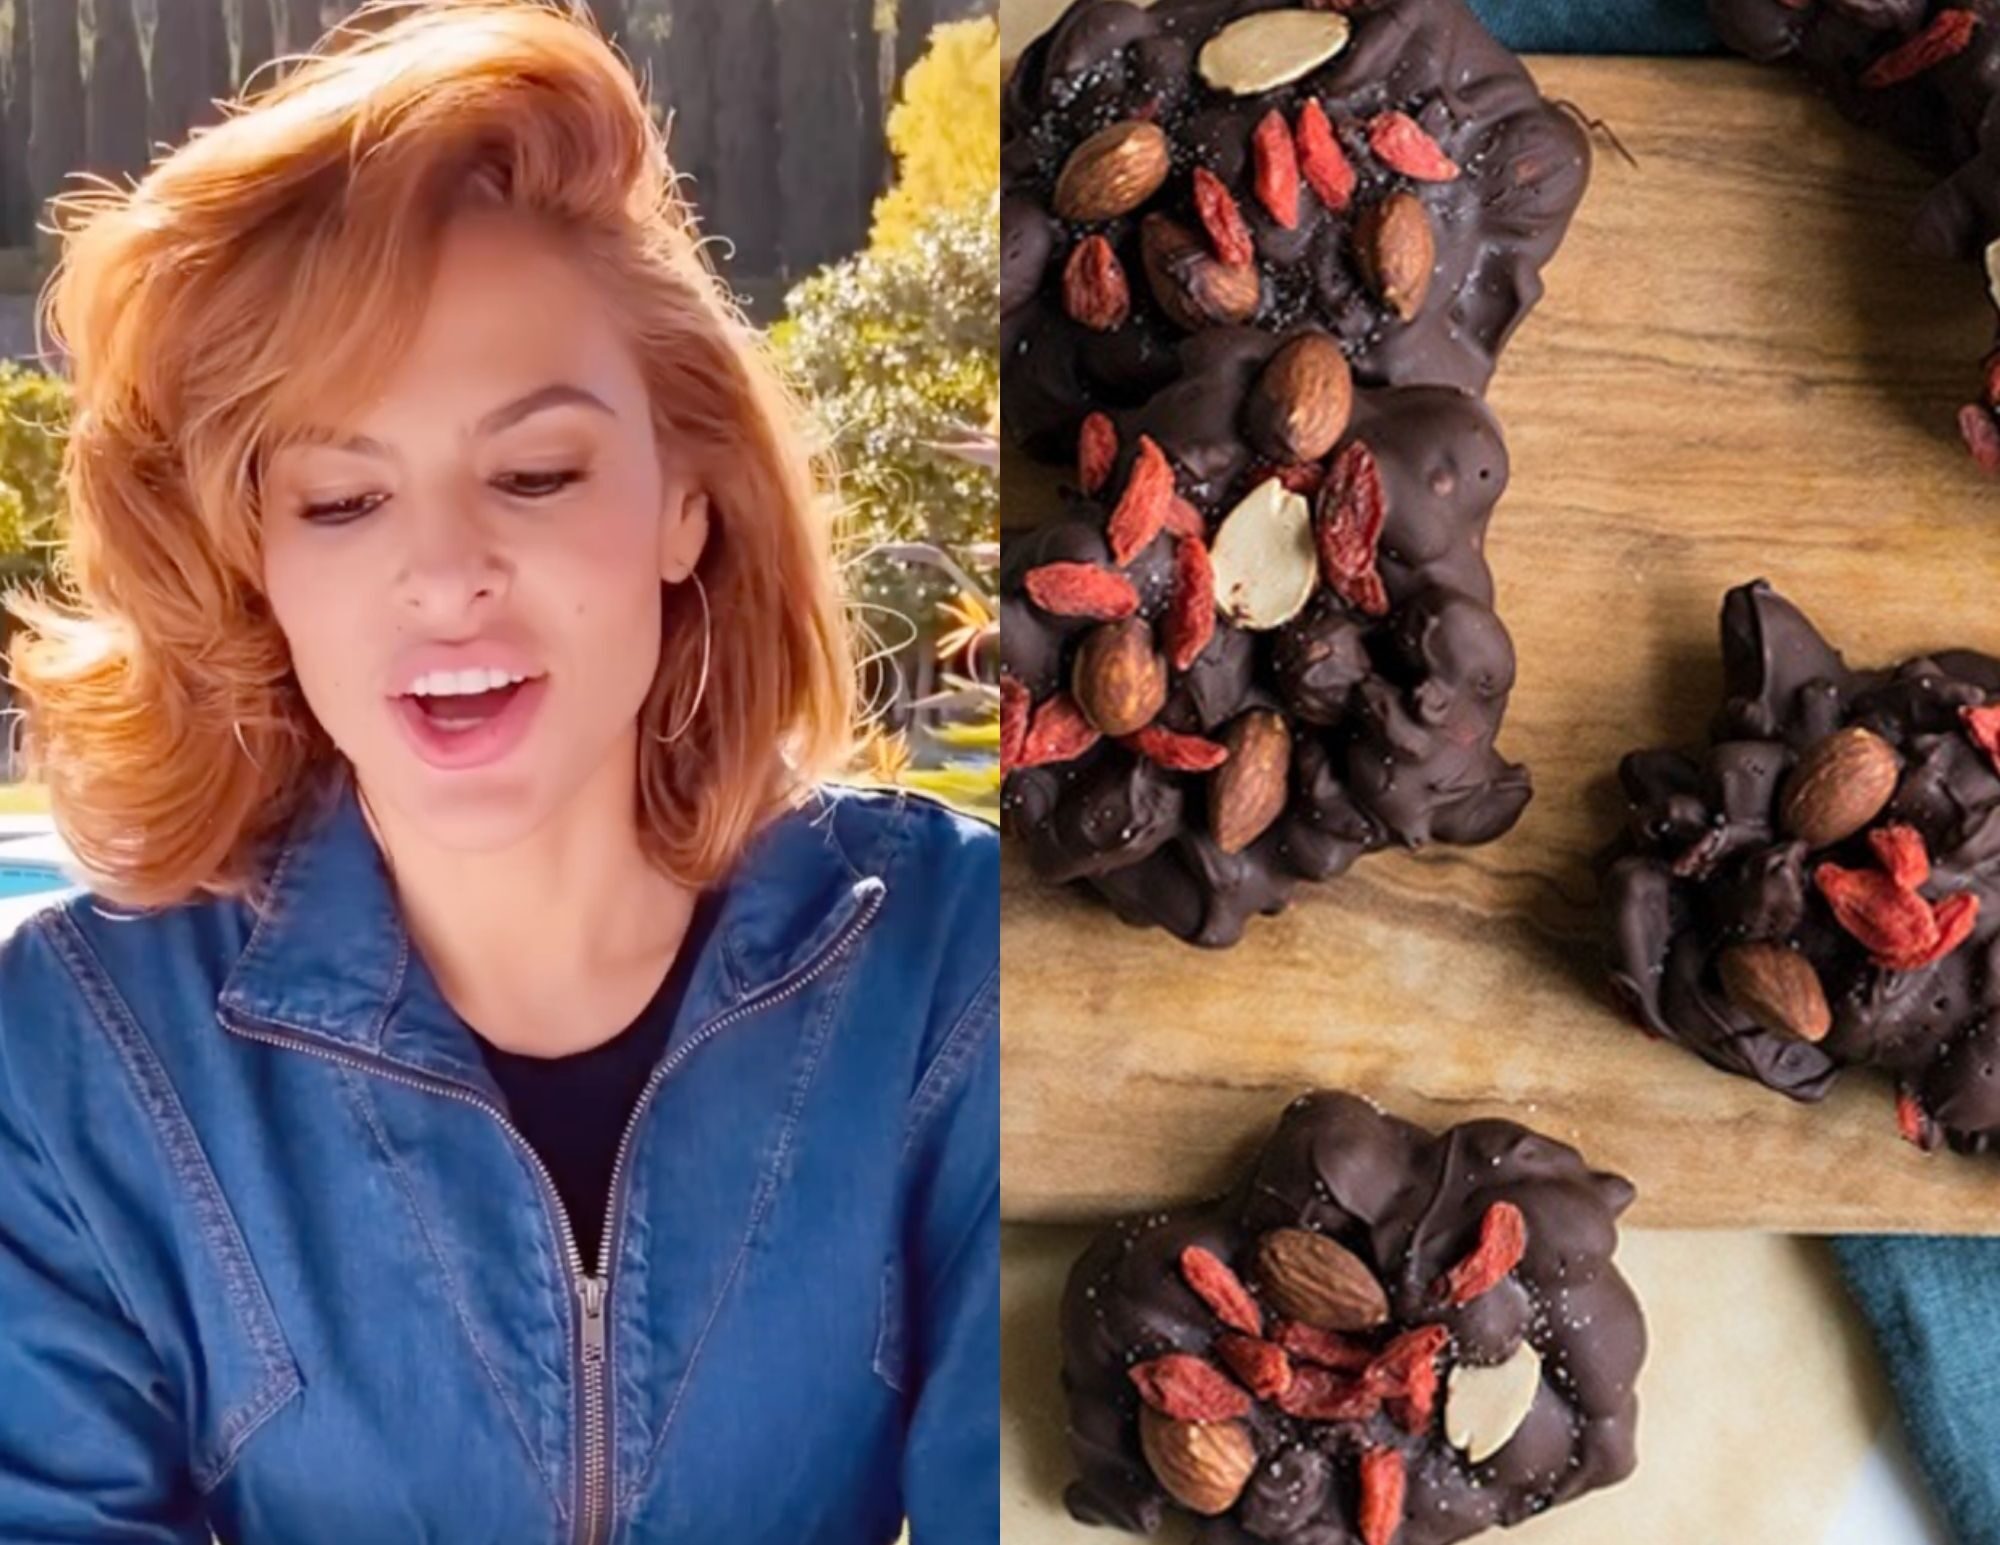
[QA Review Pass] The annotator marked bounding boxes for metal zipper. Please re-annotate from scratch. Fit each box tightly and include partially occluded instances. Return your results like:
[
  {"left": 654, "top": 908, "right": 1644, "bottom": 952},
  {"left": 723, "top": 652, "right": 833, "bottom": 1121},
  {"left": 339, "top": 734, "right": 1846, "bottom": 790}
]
[{"left": 217, "top": 876, "right": 883, "bottom": 1545}]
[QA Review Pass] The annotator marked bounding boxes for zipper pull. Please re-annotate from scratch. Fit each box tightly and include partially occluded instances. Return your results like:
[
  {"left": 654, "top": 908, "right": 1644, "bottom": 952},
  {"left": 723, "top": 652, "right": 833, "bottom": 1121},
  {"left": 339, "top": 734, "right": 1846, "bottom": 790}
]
[{"left": 578, "top": 1274, "right": 607, "bottom": 1367}]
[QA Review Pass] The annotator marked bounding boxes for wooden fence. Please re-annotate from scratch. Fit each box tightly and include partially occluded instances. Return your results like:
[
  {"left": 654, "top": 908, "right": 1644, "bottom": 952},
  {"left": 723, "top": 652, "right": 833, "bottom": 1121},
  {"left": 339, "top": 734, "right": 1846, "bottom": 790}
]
[{"left": 0, "top": 0, "right": 991, "bottom": 313}]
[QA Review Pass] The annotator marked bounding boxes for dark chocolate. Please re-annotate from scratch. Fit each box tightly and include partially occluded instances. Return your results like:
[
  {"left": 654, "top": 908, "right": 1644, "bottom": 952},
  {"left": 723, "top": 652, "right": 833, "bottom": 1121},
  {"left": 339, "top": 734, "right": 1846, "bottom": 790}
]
[
  {"left": 1060, "top": 1091, "right": 1645, "bottom": 1544},
  {"left": 1706, "top": 0, "right": 2000, "bottom": 465},
  {"left": 1001, "top": 327, "right": 1529, "bottom": 948},
  {"left": 1002, "top": 0, "right": 1592, "bottom": 459},
  {"left": 1601, "top": 580, "right": 2000, "bottom": 1151}
]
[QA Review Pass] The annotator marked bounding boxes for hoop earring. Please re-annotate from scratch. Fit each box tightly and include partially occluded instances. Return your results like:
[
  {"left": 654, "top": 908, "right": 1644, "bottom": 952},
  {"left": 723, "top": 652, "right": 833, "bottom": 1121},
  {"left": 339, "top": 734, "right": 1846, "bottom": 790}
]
[
  {"left": 652, "top": 570, "right": 711, "bottom": 745},
  {"left": 232, "top": 718, "right": 264, "bottom": 772}
]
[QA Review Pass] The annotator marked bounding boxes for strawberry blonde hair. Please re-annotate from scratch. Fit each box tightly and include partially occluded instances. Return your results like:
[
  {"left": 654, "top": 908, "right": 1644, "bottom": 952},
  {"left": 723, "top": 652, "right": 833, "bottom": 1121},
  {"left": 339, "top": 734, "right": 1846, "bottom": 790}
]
[{"left": 5, "top": 0, "right": 857, "bottom": 911}]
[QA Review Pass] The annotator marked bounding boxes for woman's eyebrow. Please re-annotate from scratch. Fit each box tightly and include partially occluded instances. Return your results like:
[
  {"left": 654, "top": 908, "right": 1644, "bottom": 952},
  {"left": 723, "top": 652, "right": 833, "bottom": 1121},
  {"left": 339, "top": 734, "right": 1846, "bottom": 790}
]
[
  {"left": 477, "top": 382, "right": 616, "bottom": 436},
  {"left": 291, "top": 383, "right": 616, "bottom": 457}
]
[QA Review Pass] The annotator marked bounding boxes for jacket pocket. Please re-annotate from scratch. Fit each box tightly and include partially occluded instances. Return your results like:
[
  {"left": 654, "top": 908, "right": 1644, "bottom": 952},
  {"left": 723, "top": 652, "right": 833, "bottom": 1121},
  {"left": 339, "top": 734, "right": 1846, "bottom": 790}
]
[{"left": 46, "top": 914, "right": 302, "bottom": 1493}]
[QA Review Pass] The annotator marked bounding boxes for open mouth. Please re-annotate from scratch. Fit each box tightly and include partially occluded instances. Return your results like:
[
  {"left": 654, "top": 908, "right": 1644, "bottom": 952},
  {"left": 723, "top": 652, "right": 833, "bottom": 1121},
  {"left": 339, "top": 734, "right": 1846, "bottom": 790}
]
[
  {"left": 404, "top": 678, "right": 532, "bottom": 733},
  {"left": 391, "top": 672, "right": 551, "bottom": 770}
]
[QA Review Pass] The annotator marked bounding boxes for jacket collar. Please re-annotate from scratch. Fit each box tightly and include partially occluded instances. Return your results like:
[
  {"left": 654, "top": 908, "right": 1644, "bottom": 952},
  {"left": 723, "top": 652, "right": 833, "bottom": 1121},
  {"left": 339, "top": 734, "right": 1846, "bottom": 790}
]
[{"left": 217, "top": 769, "right": 887, "bottom": 1090}]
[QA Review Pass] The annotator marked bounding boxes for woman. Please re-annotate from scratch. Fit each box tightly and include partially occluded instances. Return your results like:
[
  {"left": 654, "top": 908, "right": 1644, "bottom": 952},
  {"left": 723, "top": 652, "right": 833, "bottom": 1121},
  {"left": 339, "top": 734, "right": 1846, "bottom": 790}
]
[{"left": 0, "top": 3, "right": 997, "bottom": 1541}]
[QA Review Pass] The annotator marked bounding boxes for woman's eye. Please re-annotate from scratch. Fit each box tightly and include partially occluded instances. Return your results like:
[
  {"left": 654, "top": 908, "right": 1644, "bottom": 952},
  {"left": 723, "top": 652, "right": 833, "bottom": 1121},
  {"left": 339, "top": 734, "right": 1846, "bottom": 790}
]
[
  {"left": 300, "top": 492, "right": 384, "bottom": 525},
  {"left": 497, "top": 469, "right": 586, "bottom": 498}
]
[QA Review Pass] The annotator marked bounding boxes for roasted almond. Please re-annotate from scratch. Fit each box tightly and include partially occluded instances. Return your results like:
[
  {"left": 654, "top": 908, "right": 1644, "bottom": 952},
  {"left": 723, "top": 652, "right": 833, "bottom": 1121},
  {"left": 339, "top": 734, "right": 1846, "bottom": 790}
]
[
  {"left": 1353, "top": 192, "right": 1435, "bottom": 321},
  {"left": 1253, "top": 1227, "right": 1389, "bottom": 1332},
  {"left": 1779, "top": 725, "right": 1899, "bottom": 848},
  {"left": 1210, "top": 711, "right": 1291, "bottom": 854},
  {"left": 1244, "top": 332, "right": 1353, "bottom": 466},
  {"left": 1072, "top": 617, "right": 1167, "bottom": 738},
  {"left": 1141, "top": 214, "right": 1261, "bottom": 332},
  {"left": 1718, "top": 942, "right": 1832, "bottom": 1043},
  {"left": 1054, "top": 120, "right": 1172, "bottom": 223},
  {"left": 1138, "top": 1406, "right": 1257, "bottom": 1516}
]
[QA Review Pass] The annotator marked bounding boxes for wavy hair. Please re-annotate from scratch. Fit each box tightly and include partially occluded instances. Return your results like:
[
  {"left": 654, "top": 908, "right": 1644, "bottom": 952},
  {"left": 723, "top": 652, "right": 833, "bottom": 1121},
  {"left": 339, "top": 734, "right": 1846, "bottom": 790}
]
[{"left": 4, "top": 0, "right": 857, "bottom": 911}]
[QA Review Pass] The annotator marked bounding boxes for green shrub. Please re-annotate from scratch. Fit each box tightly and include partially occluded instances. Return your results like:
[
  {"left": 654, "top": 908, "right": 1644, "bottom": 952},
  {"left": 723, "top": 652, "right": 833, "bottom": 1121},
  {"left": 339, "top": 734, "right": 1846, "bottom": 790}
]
[{"left": 0, "top": 359, "right": 69, "bottom": 589}]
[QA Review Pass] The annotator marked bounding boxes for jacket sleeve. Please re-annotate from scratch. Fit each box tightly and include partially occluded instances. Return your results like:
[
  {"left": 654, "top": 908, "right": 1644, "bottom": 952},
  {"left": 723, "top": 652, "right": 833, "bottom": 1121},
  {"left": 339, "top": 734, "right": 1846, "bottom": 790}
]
[
  {"left": 0, "top": 960, "right": 211, "bottom": 1544},
  {"left": 900, "top": 959, "right": 1000, "bottom": 1545}
]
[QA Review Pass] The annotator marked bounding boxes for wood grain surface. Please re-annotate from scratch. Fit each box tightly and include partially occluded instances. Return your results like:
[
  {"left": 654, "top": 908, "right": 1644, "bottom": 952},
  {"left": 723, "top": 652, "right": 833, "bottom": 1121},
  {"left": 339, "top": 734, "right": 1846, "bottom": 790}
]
[{"left": 1001, "top": 52, "right": 2000, "bottom": 1232}]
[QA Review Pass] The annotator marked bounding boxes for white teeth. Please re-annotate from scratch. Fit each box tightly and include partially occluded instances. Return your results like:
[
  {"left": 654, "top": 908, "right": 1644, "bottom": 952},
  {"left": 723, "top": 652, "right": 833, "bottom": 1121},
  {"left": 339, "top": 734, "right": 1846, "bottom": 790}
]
[{"left": 406, "top": 667, "right": 533, "bottom": 698}]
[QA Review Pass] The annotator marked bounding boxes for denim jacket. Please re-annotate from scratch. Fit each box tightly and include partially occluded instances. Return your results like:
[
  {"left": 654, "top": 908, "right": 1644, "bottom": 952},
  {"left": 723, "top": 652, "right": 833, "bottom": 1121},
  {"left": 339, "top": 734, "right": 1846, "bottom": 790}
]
[{"left": 0, "top": 773, "right": 998, "bottom": 1544}]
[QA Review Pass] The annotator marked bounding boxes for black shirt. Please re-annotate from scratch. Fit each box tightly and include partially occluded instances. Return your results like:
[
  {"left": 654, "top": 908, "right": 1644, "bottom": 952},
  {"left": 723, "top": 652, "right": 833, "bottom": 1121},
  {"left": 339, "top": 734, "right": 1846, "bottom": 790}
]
[{"left": 473, "top": 886, "right": 726, "bottom": 1271}]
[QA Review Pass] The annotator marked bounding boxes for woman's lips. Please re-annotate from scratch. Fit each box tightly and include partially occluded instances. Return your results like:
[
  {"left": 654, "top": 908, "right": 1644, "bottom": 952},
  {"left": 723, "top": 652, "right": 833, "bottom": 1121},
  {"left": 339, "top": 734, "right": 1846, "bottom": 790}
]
[{"left": 390, "top": 675, "right": 550, "bottom": 771}]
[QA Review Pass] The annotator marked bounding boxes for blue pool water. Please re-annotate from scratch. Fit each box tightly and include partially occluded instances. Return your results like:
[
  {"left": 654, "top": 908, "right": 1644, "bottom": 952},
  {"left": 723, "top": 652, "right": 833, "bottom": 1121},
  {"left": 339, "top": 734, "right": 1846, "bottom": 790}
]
[{"left": 0, "top": 864, "right": 65, "bottom": 899}]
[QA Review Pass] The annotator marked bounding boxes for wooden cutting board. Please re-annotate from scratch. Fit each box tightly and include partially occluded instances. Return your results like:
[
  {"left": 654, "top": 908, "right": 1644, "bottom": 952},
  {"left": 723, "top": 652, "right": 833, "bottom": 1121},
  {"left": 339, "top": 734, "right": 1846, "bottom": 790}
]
[{"left": 1001, "top": 48, "right": 2000, "bottom": 1233}]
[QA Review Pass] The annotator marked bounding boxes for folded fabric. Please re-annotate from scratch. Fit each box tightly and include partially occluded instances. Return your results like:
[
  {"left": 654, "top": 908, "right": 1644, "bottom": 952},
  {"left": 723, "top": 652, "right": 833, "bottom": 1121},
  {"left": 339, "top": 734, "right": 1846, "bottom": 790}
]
[
  {"left": 1835, "top": 1237, "right": 2000, "bottom": 1545},
  {"left": 1468, "top": 0, "right": 1718, "bottom": 52}
]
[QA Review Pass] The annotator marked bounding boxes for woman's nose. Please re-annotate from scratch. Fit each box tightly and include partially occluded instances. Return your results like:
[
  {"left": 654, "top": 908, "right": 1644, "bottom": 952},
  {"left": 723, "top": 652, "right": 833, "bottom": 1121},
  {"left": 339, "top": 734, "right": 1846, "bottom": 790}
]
[{"left": 395, "top": 494, "right": 510, "bottom": 618}]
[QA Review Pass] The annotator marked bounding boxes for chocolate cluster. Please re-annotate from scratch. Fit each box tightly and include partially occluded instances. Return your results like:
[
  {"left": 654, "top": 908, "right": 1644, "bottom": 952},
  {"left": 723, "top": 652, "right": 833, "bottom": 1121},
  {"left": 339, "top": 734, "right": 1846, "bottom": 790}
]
[
  {"left": 1002, "top": 0, "right": 1592, "bottom": 458},
  {"left": 1060, "top": 1091, "right": 1645, "bottom": 1544},
  {"left": 1001, "top": 329, "right": 1528, "bottom": 946},
  {"left": 1602, "top": 580, "right": 2000, "bottom": 1152},
  {"left": 1706, "top": 0, "right": 2000, "bottom": 468}
]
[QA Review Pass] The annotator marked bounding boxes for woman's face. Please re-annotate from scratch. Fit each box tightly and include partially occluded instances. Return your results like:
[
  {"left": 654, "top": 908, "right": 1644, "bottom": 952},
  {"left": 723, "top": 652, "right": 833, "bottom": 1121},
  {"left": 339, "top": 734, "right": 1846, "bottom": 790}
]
[{"left": 260, "top": 206, "right": 708, "bottom": 851}]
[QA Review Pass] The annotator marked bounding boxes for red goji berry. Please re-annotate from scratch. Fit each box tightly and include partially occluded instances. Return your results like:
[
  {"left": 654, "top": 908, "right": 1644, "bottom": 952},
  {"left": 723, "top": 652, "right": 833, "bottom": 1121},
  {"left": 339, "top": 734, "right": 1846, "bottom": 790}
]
[
  {"left": 1434, "top": 1203, "right": 1527, "bottom": 1306},
  {"left": 1062, "top": 235, "right": 1131, "bottom": 332},
  {"left": 1163, "top": 536, "right": 1216, "bottom": 672},
  {"left": 1275, "top": 460, "right": 1328, "bottom": 496},
  {"left": 1959, "top": 404, "right": 2000, "bottom": 475},
  {"left": 1357, "top": 1446, "right": 1408, "bottom": 1545},
  {"left": 1276, "top": 1362, "right": 1381, "bottom": 1422},
  {"left": 1272, "top": 1319, "right": 1373, "bottom": 1373},
  {"left": 1861, "top": 8, "right": 1978, "bottom": 89},
  {"left": 1017, "top": 693, "right": 1101, "bottom": 769},
  {"left": 1252, "top": 109, "right": 1301, "bottom": 229},
  {"left": 1366, "top": 1324, "right": 1451, "bottom": 1394},
  {"left": 1897, "top": 1087, "right": 1937, "bottom": 1150},
  {"left": 1179, "top": 1244, "right": 1262, "bottom": 1335},
  {"left": 1386, "top": 1352, "right": 1438, "bottom": 1434},
  {"left": 1367, "top": 110, "right": 1460, "bottom": 182},
  {"left": 1000, "top": 676, "right": 1030, "bottom": 774},
  {"left": 1128, "top": 1353, "right": 1253, "bottom": 1422},
  {"left": 1108, "top": 434, "right": 1174, "bottom": 566},
  {"left": 1960, "top": 405, "right": 2000, "bottom": 475},
  {"left": 1078, "top": 412, "right": 1118, "bottom": 497},
  {"left": 1963, "top": 703, "right": 2000, "bottom": 773},
  {"left": 1295, "top": 98, "right": 1356, "bottom": 212},
  {"left": 1023, "top": 562, "right": 1139, "bottom": 621},
  {"left": 1162, "top": 495, "right": 1206, "bottom": 540},
  {"left": 1121, "top": 724, "right": 1231, "bottom": 772},
  {"left": 1191, "top": 167, "right": 1256, "bottom": 267},
  {"left": 1214, "top": 1332, "right": 1293, "bottom": 1401},
  {"left": 1317, "top": 440, "right": 1391, "bottom": 617},
  {"left": 1815, "top": 863, "right": 1941, "bottom": 966},
  {"left": 1878, "top": 891, "right": 1981, "bottom": 972},
  {"left": 1869, "top": 823, "right": 1931, "bottom": 892}
]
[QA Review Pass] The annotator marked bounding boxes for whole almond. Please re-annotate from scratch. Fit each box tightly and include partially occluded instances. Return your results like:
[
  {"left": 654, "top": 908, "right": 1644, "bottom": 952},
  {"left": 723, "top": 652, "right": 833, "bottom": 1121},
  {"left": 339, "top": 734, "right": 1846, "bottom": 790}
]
[
  {"left": 1054, "top": 120, "right": 1172, "bottom": 223},
  {"left": 1210, "top": 711, "right": 1291, "bottom": 854},
  {"left": 1779, "top": 725, "right": 1899, "bottom": 848},
  {"left": 1138, "top": 1407, "right": 1257, "bottom": 1516},
  {"left": 1254, "top": 1227, "right": 1388, "bottom": 1332},
  {"left": 1072, "top": 618, "right": 1167, "bottom": 738},
  {"left": 1141, "top": 214, "right": 1261, "bottom": 331},
  {"left": 1354, "top": 192, "right": 1436, "bottom": 321},
  {"left": 1244, "top": 333, "right": 1354, "bottom": 466},
  {"left": 1718, "top": 942, "right": 1832, "bottom": 1043}
]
